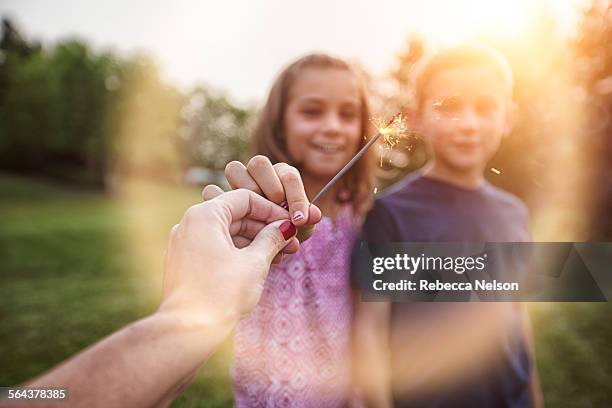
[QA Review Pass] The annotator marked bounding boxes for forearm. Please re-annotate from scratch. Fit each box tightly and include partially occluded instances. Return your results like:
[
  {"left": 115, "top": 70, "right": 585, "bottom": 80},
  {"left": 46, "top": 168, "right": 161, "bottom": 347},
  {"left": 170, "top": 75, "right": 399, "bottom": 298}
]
[
  {"left": 355, "top": 333, "right": 392, "bottom": 408},
  {"left": 357, "top": 336, "right": 392, "bottom": 407},
  {"left": 10, "top": 311, "right": 234, "bottom": 408},
  {"left": 352, "top": 298, "right": 392, "bottom": 408},
  {"left": 520, "top": 305, "right": 544, "bottom": 408}
]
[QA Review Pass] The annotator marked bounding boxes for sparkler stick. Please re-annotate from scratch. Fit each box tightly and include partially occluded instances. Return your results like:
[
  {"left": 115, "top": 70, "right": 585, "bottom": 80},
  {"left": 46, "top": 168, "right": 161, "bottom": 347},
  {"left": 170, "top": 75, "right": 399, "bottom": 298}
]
[{"left": 311, "top": 111, "right": 403, "bottom": 204}]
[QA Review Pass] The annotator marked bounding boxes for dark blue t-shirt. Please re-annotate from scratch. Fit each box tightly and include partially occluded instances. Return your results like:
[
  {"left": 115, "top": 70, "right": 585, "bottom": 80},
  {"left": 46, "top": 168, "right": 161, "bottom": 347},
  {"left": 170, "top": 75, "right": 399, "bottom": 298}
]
[{"left": 354, "top": 174, "right": 533, "bottom": 408}]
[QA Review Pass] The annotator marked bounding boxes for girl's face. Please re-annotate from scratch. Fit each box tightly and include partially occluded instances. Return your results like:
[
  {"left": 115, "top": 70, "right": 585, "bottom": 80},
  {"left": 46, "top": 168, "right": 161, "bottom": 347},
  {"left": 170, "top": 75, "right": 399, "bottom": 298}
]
[{"left": 284, "top": 67, "right": 363, "bottom": 181}]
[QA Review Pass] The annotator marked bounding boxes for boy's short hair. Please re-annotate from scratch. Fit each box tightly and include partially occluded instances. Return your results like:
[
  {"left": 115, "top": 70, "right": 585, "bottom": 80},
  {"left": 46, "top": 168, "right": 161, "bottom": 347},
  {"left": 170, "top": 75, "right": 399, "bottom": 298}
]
[{"left": 415, "top": 44, "right": 514, "bottom": 108}]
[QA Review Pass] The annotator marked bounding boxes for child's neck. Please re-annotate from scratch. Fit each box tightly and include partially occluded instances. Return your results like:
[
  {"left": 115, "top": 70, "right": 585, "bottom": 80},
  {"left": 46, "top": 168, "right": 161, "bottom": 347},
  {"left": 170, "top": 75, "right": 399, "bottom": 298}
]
[{"left": 423, "top": 162, "right": 485, "bottom": 190}]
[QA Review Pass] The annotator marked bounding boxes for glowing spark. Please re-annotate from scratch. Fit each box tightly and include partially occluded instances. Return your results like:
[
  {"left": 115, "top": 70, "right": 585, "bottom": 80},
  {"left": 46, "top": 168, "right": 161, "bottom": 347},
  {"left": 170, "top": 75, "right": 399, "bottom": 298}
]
[
  {"left": 370, "top": 113, "right": 409, "bottom": 168},
  {"left": 491, "top": 167, "right": 501, "bottom": 175},
  {"left": 433, "top": 93, "right": 461, "bottom": 122},
  {"left": 433, "top": 92, "right": 459, "bottom": 108}
]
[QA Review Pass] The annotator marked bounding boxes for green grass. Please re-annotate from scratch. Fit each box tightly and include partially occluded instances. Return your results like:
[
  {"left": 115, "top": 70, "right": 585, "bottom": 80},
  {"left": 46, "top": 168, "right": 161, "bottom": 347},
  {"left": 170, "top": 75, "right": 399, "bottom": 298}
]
[
  {"left": 529, "top": 303, "right": 612, "bottom": 407},
  {"left": 0, "top": 174, "right": 234, "bottom": 407},
  {"left": 1, "top": 174, "right": 611, "bottom": 407}
]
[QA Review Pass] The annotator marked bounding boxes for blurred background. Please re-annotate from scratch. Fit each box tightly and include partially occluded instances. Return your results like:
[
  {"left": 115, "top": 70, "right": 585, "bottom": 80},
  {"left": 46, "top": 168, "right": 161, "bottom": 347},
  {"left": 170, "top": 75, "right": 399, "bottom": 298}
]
[{"left": 1, "top": 0, "right": 611, "bottom": 406}]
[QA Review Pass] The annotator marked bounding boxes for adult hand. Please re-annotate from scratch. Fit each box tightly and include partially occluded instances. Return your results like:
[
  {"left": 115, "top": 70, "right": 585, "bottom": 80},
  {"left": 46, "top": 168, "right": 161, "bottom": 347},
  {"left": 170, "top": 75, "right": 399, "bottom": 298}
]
[
  {"left": 2, "top": 189, "right": 305, "bottom": 408},
  {"left": 218, "top": 156, "right": 322, "bottom": 242},
  {"left": 160, "top": 188, "right": 300, "bottom": 322}
]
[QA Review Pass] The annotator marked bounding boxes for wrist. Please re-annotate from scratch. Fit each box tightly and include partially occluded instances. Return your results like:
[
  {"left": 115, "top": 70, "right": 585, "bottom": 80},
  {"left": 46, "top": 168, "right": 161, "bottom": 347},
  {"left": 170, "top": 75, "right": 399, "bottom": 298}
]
[
  {"left": 157, "top": 295, "right": 240, "bottom": 335},
  {"left": 149, "top": 307, "right": 236, "bottom": 364}
]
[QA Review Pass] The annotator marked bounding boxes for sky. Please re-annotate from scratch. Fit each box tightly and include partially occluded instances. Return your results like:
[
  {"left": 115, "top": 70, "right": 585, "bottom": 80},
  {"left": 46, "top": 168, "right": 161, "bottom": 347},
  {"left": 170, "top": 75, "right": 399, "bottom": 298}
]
[{"left": 2, "top": 0, "right": 588, "bottom": 105}]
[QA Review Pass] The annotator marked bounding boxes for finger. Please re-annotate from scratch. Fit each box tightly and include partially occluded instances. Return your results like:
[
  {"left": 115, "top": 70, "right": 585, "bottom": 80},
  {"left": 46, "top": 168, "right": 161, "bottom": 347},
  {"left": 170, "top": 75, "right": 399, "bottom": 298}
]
[
  {"left": 202, "top": 184, "right": 224, "bottom": 201},
  {"left": 307, "top": 203, "right": 322, "bottom": 225},
  {"left": 231, "top": 219, "right": 304, "bottom": 245},
  {"left": 234, "top": 233, "right": 298, "bottom": 255},
  {"left": 273, "top": 163, "right": 310, "bottom": 227},
  {"left": 296, "top": 224, "right": 316, "bottom": 243},
  {"left": 271, "top": 253, "right": 283, "bottom": 265},
  {"left": 245, "top": 219, "right": 297, "bottom": 266},
  {"left": 246, "top": 155, "right": 286, "bottom": 204},
  {"left": 212, "top": 189, "right": 289, "bottom": 226},
  {"left": 229, "top": 218, "right": 267, "bottom": 240},
  {"left": 225, "top": 161, "right": 262, "bottom": 194},
  {"left": 283, "top": 237, "right": 300, "bottom": 254},
  {"left": 233, "top": 236, "right": 252, "bottom": 249}
]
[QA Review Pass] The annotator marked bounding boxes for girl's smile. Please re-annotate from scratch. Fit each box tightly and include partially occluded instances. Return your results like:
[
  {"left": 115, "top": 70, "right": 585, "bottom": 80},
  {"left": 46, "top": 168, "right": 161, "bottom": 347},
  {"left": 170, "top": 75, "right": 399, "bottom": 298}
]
[{"left": 283, "top": 67, "right": 362, "bottom": 182}]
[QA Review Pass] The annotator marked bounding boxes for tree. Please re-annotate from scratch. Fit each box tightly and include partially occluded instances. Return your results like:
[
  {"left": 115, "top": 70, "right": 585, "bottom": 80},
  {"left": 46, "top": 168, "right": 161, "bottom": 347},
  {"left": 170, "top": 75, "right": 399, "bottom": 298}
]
[
  {"left": 0, "top": 18, "right": 185, "bottom": 188},
  {"left": 372, "top": 35, "right": 428, "bottom": 190},
  {"left": 178, "top": 88, "right": 254, "bottom": 171},
  {"left": 574, "top": 0, "right": 612, "bottom": 239},
  {"left": 0, "top": 18, "right": 121, "bottom": 186}
]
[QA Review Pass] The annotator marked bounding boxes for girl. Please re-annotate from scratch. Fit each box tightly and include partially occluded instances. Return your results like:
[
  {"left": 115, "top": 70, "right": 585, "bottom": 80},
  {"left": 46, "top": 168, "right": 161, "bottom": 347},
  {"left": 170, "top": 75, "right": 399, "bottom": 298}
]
[{"left": 221, "top": 53, "right": 374, "bottom": 407}]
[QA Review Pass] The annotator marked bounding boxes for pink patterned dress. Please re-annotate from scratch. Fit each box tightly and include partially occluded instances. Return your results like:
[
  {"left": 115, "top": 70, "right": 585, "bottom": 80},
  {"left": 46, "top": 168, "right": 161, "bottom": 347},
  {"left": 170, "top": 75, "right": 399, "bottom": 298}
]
[{"left": 232, "top": 205, "right": 360, "bottom": 407}]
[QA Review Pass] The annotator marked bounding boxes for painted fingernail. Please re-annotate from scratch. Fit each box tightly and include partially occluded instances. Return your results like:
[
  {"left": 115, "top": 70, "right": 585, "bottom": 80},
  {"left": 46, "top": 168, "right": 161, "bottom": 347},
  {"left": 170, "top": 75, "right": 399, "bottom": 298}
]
[
  {"left": 292, "top": 211, "right": 304, "bottom": 222},
  {"left": 279, "top": 220, "right": 296, "bottom": 240},
  {"left": 280, "top": 201, "right": 289, "bottom": 210}
]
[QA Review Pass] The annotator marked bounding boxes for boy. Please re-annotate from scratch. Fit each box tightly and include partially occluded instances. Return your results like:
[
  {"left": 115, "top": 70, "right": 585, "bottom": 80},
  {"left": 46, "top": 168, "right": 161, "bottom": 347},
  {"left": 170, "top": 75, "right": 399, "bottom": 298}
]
[{"left": 352, "top": 45, "right": 542, "bottom": 407}]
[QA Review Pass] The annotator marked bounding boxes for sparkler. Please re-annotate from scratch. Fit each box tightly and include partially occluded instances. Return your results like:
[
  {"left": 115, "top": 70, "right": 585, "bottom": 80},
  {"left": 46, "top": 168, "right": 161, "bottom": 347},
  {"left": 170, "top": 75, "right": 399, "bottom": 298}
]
[
  {"left": 311, "top": 112, "right": 405, "bottom": 204},
  {"left": 371, "top": 113, "right": 409, "bottom": 167}
]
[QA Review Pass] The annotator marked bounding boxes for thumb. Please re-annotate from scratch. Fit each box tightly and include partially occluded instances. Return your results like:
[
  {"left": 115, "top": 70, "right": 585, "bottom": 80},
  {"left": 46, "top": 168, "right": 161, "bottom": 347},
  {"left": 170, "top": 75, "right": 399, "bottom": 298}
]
[{"left": 246, "top": 220, "right": 297, "bottom": 265}]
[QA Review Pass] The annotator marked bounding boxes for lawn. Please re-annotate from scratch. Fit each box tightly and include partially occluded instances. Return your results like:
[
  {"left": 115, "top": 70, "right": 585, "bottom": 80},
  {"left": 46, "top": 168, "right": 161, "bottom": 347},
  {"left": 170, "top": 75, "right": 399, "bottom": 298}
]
[
  {"left": 1, "top": 173, "right": 611, "bottom": 407},
  {"left": 0, "top": 174, "right": 234, "bottom": 407}
]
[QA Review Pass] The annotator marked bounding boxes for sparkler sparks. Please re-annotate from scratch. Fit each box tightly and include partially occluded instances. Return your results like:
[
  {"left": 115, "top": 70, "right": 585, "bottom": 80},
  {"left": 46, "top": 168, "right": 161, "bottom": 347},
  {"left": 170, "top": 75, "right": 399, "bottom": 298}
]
[
  {"left": 491, "top": 167, "right": 501, "bottom": 175},
  {"left": 432, "top": 92, "right": 460, "bottom": 108},
  {"left": 371, "top": 113, "right": 408, "bottom": 147},
  {"left": 370, "top": 113, "right": 409, "bottom": 168},
  {"left": 311, "top": 111, "right": 406, "bottom": 204},
  {"left": 432, "top": 93, "right": 460, "bottom": 121}
]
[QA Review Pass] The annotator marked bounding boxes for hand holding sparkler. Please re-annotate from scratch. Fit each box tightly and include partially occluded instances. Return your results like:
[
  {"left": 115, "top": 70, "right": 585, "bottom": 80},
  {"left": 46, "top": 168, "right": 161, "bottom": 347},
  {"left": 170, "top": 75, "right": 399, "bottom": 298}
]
[
  {"left": 208, "top": 111, "right": 406, "bottom": 245},
  {"left": 205, "top": 157, "right": 322, "bottom": 243}
]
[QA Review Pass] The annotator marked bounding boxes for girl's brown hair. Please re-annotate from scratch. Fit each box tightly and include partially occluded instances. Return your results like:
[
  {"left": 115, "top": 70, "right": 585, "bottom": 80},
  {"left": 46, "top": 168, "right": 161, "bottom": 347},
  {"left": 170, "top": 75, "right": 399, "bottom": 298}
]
[{"left": 251, "top": 53, "right": 374, "bottom": 216}]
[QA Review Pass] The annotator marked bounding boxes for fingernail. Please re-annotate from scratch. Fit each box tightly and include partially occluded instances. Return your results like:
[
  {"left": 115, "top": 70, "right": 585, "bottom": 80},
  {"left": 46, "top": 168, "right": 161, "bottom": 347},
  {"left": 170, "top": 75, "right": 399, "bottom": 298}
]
[
  {"left": 292, "top": 211, "right": 304, "bottom": 222},
  {"left": 279, "top": 220, "right": 296, "bottom": 240},
  {"left": 280, "top": 201, "right": 289, "bottom": 210}
]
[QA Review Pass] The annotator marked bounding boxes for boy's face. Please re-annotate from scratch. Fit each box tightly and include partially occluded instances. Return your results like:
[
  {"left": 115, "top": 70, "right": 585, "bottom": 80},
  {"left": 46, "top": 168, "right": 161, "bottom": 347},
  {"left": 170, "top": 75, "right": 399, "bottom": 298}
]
[{"left": 418, "top": 66, "right": 512, "bottom": 175}]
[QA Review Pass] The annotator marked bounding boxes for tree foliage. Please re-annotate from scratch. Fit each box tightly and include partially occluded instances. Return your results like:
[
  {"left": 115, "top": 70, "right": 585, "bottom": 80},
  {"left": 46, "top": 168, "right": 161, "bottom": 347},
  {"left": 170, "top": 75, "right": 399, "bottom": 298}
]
[
  {"left": 575, "top": 0, "right": 612, "bottom": 239},
  {"left": 178, "top": 88, "right": 255, "bottom": 171},
  {"left": 0, "top": 17, "right": 254, "bottom": 189}
]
